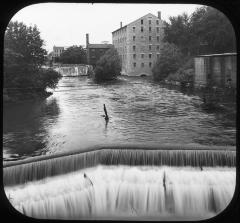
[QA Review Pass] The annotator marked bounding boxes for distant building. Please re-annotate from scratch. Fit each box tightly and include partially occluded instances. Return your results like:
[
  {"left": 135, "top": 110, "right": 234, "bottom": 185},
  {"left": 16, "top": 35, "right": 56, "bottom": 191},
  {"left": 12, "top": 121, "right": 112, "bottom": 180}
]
[
  {"left": 112, "top": 12, "right": 164, "bottom": 76},
  {"left": 52, "top": 46, "right": 69, "bottom": 62},
  {"left": 53, "top": 46, "right": 64, "bottom": 56},
  {"left": 86, "top": 34, "right": 113, "bottom": 67},
  {"left": 194, "top": 53, "right": 237, "bottom": 88}
]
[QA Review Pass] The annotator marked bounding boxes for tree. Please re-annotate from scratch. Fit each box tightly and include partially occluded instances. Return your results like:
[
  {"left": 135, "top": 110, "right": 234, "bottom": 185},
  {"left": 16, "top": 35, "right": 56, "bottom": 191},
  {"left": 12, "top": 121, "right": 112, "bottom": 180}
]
[
  {"left": 152, "top": 43, "right": 182, "bottom": 81},
  {"left": 163, "top": 13, "right": 191, "bottom": 55},
  {"left": 4, "top": 21, "right": 47, "bottom": 69},
  {"left": 58, "top": 46, "right": 87, "bottom": 64},
  {"left": 4, "top": 21, "right": 61, "bottom": 96},
  {"left": 93, "top": 48, "right": 121, "bottom": 81},
  {"left": 164, "top": 6, "right": 236, "bottom": 55},
  {"left": 192, "top": 7, "right": 236, "bottom": 54}
]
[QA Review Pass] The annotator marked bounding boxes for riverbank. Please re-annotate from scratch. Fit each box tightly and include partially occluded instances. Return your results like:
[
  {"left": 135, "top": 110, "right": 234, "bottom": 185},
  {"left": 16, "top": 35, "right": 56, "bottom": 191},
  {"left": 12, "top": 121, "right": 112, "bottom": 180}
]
[{"left": 3, "top": 88, "right": 53, "bottom": 104}]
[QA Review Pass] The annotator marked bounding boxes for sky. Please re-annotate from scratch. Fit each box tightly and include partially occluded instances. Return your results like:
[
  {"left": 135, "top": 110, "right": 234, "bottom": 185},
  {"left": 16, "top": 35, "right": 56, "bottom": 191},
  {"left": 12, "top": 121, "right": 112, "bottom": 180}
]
[{"left": 10, "top": 3, "right": 203, "bottom": 53}]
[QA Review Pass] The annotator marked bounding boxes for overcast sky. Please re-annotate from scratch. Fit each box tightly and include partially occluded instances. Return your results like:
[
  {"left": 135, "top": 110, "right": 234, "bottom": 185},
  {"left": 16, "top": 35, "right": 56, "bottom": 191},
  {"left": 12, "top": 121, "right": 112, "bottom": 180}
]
[{"left": 10, "top": 3, "right": 203, "bottom": 53}]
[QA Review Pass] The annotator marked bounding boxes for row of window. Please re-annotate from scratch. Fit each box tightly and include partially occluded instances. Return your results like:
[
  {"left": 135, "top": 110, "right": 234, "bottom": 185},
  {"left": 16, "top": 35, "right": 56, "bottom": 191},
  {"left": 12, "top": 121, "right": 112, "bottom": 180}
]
[
  {"left": 133, "top": 62, "right": 152, "bottom": 68},
  {"left": 132, "top": 53, "right": 160, "bottom": 59},
  {"left": 90, "top": 49, "right": 105, "bottom": 53},
  {"left": 140, "top": 19, "right": 159, "bottom": 25},
  {"left": 113, "top": 19, "right": 160, "bottom": 37},
  {"left": 132, "top": 45, "right": 161, "bottom": 51},
  {"left": 133, "top": 26, "right": 160, "bottom": 33},
  {"left": 132, "top": 35, "right": 160, "bottom": 42}
]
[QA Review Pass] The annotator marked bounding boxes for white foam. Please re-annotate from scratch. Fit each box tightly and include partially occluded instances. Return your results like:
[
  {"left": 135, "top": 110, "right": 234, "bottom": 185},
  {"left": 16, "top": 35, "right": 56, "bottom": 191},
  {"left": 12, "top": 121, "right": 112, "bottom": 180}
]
[{"left": 5, "top": 165, "right": 235, "bottom": 220}]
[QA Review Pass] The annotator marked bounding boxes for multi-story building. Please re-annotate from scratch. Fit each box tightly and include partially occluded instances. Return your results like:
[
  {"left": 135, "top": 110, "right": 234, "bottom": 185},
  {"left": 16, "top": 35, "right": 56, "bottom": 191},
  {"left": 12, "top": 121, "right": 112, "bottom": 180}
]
[
  {"left": 86, "top": 34, "right": 113, "bottom": 67},
  {"left": 112, "top": 12, "right": 164, "bottom": 76},
  {"left": 53, "top": 46, "right": 65, "bottom": 57},
  {"left": 52, "top": 46, "right": 66, "bottom": 63}
]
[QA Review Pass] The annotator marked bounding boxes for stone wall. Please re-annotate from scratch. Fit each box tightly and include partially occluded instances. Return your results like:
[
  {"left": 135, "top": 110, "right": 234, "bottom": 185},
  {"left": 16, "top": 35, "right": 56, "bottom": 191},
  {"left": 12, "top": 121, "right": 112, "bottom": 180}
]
[{"left": 194, "top": 54, "right": 236, "bottom": 88}]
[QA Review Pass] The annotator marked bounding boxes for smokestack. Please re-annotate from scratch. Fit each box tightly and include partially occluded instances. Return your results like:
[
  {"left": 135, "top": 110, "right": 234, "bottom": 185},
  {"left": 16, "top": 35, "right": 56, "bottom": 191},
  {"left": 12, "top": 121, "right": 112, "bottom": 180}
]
[
  {"left": 86, "top": 33, "right": 89, "bottom": 46},
  {"left": 158, "top": 11, "right": 161, "bottom": 20},
  {"left": 120, "top": 22, "right": 122, "bottom": 28}
]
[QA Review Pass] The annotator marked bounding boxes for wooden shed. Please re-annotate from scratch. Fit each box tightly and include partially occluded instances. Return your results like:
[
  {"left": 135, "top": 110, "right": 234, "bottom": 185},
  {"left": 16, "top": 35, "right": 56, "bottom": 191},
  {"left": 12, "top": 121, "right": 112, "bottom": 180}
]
[{"left": 194, "top": 53, "right": 237, "bottom": 88}]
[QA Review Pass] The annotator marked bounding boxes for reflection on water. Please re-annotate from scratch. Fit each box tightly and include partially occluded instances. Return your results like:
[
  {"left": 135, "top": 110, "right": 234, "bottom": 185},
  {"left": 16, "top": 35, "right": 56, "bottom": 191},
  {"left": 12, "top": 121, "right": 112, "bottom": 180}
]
[{"left": 3, "top": 76, "right": 236, "bottom": 161}]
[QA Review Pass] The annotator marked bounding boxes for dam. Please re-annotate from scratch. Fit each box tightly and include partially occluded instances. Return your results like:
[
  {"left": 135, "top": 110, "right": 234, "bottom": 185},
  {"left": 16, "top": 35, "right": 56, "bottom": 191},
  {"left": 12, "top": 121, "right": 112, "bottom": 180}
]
[{"left": 4, "top": 145, "right": 236, "bottom": 220}]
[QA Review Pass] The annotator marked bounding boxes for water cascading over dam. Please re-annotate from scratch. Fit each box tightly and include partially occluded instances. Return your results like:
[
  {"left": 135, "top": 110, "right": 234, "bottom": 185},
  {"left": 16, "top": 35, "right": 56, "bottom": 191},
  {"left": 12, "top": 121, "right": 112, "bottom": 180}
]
[
  {"left": 54, "top": 65, "right": 91, "bottom": 76},
  {"left": 4, "top": 144, "right": 236, "bottom": 220}
]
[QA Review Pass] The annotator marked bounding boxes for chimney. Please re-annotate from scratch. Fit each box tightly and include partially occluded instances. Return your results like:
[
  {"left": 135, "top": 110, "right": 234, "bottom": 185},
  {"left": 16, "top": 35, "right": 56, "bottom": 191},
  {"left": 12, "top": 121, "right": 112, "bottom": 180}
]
[
  {"left": 158, "top": 11, "right": 161, "bottom": 20},
  {"left": 120, "top": 22, "right": 122, "bottom": 28},
  {"left": 86, "top": 33, "right": 89, "bottom": 46}
]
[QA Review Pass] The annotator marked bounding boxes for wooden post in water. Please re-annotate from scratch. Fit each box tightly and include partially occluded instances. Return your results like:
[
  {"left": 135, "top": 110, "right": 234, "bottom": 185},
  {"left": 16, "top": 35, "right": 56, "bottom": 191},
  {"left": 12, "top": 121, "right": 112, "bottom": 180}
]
[{"left": 103, "top": 104, "right": 109, "bottom": 121}]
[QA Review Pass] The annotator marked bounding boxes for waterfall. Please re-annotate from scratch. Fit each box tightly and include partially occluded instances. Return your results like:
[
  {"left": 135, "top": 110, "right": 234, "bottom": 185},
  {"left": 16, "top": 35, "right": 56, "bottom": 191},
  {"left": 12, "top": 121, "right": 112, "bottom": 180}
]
[
  {"left": 3, "top": 146, "right": 236, "bottom": 186},
  {"left": 5, "top": 165, "right": 235, "bottom": 220},
  {"left": 54, "top": 65, "right": 89, "bottom": 76}
]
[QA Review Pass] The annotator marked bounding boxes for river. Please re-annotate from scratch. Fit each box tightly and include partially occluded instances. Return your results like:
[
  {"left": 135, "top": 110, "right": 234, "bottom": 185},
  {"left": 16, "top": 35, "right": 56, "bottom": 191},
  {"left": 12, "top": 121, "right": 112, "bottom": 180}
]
[{"left": 3, "top": 76, "right": 236, "bottom": 161}]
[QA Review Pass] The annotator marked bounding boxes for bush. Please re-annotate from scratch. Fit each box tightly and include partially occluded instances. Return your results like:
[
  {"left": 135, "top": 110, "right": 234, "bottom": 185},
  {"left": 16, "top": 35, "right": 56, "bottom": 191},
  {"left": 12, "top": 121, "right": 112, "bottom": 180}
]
[
  {"left": 166, "top": 58, "right": 194, "bottom": 85},
  {"left": 94, "top": 48, "right": 121, "bottom": 81},
  {"left": 4, "top": 21, "right": 61, "bottom": 97},
  {"left": 59, "top": 46, "right": 87, "bottom": 64},
  {"left": 152, "top": 42, "right": 183, "bottom": 81},
  {"left": 36, "top": 69, "right": 62, "bottom": 90}
]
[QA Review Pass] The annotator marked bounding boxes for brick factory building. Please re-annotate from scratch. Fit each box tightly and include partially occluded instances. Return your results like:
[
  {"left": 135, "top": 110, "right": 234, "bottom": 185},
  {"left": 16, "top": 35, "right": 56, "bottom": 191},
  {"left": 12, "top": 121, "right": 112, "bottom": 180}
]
[
  {"left": 86, "top": 34, "right": 113, "bottom": 67},
  {"left": 112, "top": 12, "right": 165, "bottom": 76}
]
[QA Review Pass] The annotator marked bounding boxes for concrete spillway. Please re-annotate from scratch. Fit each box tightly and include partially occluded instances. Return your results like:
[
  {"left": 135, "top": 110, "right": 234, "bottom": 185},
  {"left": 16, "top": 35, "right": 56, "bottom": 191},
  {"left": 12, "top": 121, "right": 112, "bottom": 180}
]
[{"left": 3, "top": 145, "right": 236, "bottom": 220}]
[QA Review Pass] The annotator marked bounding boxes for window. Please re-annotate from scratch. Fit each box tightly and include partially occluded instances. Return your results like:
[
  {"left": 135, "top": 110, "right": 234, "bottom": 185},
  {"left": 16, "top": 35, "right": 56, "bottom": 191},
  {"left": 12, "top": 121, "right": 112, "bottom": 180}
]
[
  {"left": 141, "top": 62, "right": 144, "bottom": 67},
  {"left": 157, "top": 53, "right": 160, "bottom": 59},
  {"left": 156, "top": 20, "right": 159, "bottom": 25},
  {"left": 149, "top": 36, "right": 152, "bottom": 41},
  {"left": 149, "top": 45, "right": 151, "bottom": 50},
  {"left": 149, "top": 54, "right": 152, "bottom": 59},
  {"left": 157, "top": 45, "right": 160, "bottom": 50},
  {"left": 133, "top": 45, "right": 136, "bottom": 51},
  {"left": 149, "top": 62, "right": 152, "bottom": 67},
  {"left": 141, "top": 54, "right": 144, "bottom": 58},
  {"left": 141, "top": 27, "right": 143, "bottom": 32},
  {"left": 149, "top": 27, "right": 151, "bottom": 32},
  {"left": 149, "top": 20, "right": 151, "bottom": 25},
  {"left": 133, "top": 26, "right": 136, "bottom": 32},
  {"left": 133, "top": 36, "right": 136, "bottom": 41},
  {"left": 157, "top": 27, "right": 159, "bottom": 33},
  {"left": 133, "top": 62, "right": 136, "bottom": 68},
  {"left": 157, "top": 36, "right": 160, "bottom": 42},
  {"left": 141, "top": 19, "right": 143, "bottom": 25},
  {"left": 133, "top": 54, "right": 136, "bottom": 59}
]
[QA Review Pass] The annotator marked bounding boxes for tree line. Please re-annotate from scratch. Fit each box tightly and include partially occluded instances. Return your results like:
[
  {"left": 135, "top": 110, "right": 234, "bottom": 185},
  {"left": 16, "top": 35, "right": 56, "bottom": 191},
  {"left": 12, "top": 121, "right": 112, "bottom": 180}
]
[{"left": 152, "top": 6, "right": 236, "bottom": 83}]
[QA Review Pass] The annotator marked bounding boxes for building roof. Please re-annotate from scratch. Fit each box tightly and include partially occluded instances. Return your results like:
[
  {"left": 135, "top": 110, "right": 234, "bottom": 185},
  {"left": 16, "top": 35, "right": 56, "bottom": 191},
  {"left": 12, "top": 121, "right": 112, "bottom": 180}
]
[
  {"left": 112, "top": 25, "right": 127, "bottom": 34},
  {"left": 87, "top": 44, "right": 113, "bottom": 49},
  {"left": 112, "top": 13, "right": 160, "bottom": 34},
  {"left": 196, "top": 52, "right": 237, "bottom": 57}
]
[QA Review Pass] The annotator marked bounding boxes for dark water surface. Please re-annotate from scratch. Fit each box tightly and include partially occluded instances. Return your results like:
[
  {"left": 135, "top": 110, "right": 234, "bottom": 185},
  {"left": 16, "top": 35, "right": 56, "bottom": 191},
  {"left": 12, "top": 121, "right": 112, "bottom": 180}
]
[{"left": 3, "top": 76, "right": 236, "bottom": 161}]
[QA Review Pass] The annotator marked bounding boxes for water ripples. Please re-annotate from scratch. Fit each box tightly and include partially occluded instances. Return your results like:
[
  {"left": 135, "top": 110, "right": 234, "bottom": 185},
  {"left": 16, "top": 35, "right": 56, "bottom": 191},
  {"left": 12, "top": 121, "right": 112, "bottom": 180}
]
[{"left": 3, "top": 76, "right": 236, "bottom": 160}]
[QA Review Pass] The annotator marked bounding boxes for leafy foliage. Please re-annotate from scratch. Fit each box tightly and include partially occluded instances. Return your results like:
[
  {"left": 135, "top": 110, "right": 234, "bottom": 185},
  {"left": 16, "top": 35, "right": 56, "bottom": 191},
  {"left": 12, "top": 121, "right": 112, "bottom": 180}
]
[
  {"left": 58, "top": 46, "right": 87, "bottom": 64},
  {"left": 4, "top": 21, "right": 61, "bottom": 92},
  {"left": 94, "top": 48, "right": 121, "bottom": 81},
  {"left": 164, "top": 6, "right": 236, "bottom": 55},
  {"left": 4, "top": 21, "right": 47, "bottom": 68},
  {"left": 152, "top": 43, "right": 183, "bottom": 81}
]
